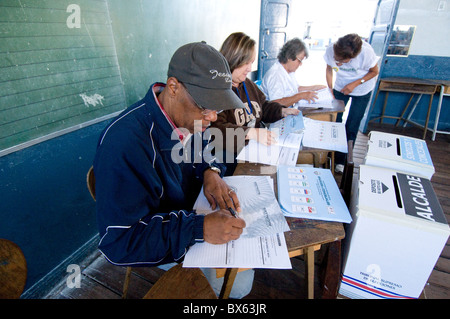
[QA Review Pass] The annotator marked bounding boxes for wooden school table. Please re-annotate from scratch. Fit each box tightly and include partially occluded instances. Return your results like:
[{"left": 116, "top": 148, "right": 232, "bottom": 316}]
[
  {"left": 299, "top": 99, "right": 345, "bottom": 122},
  {"left": 217, "top": 163, "right": 345, "bottom": 299},
  {"left": 370, "top": 77, "right": 440, "bottom": 139}
]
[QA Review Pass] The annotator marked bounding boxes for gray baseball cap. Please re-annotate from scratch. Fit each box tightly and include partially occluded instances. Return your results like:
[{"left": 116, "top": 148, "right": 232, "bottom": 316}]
[{"left": 168, "top": 42, "right": 244, "bottom": 111}]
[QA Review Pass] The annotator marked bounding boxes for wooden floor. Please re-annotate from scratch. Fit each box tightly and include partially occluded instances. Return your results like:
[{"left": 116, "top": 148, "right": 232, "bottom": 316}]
[{"left": 47, "top": 123, "right": 450, "bottom": 299}]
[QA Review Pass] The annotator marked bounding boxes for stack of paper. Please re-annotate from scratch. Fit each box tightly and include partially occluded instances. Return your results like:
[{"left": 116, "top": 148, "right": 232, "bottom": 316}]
[
  {"left": 277, "top": 165, "right": 352, "bottom": 223},
  {"left": 269, "top": 112, "right": 305, "bottom": 135},
  {"left": 236, "top": 113, "right": 305, "bottom": 166},
  {"left": 294, "top": 88, "right": 334, "bottom": 108},
  {"left": 236, "top": 134, "right": 302, "bottom": 166},
  {"left": 193, "top": 176, "right": 290, "bottom": 238},
  {"left": 183, "top": 175, "right": 292, "bottom": 269},
  {"left": 302, "top": 118, "right": 348, "bottom": 153}
]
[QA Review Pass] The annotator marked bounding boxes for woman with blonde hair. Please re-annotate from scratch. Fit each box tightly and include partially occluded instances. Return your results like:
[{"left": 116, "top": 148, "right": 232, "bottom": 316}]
[{"left": 212, "top": 32, "right": 299, "bottom": 174}]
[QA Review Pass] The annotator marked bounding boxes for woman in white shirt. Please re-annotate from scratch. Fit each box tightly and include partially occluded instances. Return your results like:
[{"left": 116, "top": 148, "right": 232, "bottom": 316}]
[
  {"left": 261, "top": 38, "right": 326, "bottom": 106},
  {"left": 324, "top": 33, "right": 379, "bottom": 172}
]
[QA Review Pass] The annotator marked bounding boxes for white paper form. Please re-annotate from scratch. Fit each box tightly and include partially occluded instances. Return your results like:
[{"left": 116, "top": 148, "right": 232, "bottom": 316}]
[
  {"left": 302, "top": 118, "right": 348, "bottom": 153},
  {"left": 294, "top": 88, "right": 334, "bottom": 109},
  {"left": 236, "top": 116, "right": 305, "bottom": 167},
  {"left": 269, "top": 113, "right": 305, "bottom": 136},
  {"left": 236, "top": 132, "right": 302, "bottom": 166},
  {"left": 183, "top": 232, "right": 292, "bottom": 269},
  {"left": 193, "top": 176, "right": 290, "bottom": 238}
]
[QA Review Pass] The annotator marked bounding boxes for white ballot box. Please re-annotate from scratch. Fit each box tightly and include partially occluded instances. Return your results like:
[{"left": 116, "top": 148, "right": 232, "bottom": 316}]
[
  {"left": 339, "top": 165, "right": 449, "bottom": 299},
  {"left": 364, "top": 131, "right": 434, "bottom": 179}
]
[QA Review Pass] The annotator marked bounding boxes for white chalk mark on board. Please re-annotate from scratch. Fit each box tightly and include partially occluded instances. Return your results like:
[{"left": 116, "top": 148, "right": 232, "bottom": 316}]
[{"left": 80, "top": 93, "right": 104, "bottom": 107}]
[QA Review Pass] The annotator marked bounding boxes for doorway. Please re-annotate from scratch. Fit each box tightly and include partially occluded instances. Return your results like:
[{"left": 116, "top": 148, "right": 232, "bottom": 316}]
[
  {"left": 287, "top": 0, "right": 379, "bottom": 87},
  {"left": 285, "top": 0, "right": 379, "bottom": 123}
]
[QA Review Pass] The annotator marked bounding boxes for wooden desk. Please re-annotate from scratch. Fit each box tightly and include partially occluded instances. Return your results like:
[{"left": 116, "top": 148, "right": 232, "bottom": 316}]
[
  {"left": 370, "top": 77, "right": 439, "bottom": 139},
  {"left": 218, "top": 163, "right": 345, "bottom": 299},
  {"left": 299, "top": 99, "right": 345, "bottom": 122}
]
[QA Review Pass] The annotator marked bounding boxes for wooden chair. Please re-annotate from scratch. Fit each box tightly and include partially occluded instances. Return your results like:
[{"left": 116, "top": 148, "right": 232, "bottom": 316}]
[
  {"left": 339, "top": 140, "right": 354, "bottom": 207},
  {"left": 0, "top": 239, "right": 27, "bottom": 299},
  {"left": 86, "top": 166, "right": 96, "bottom": 200},
  {"left": 143, "top": 263, "right": 216, "bottom": 299},
  {"left": 86, "top": 166, "right": 216, "bottom": 299}
]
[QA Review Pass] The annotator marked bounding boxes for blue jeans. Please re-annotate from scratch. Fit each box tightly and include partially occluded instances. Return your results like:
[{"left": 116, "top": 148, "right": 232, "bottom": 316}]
[{"left": 334, "top": 89, "right": 372, "bottom": 164}]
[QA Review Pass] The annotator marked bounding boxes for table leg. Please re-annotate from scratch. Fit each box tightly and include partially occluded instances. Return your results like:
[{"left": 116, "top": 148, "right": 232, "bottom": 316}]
[
  {"left": 423, "top": 94, "right": 434, "bottom": 139},
  {"left": 432, "top": 85, "right": 444, "bottom": 141},
  {"left": 305, "top": 246, "right": 315, "bottom": 299},
  {"left": 320, "top": 241, "right": 342, "bottom": 299},
  {"left": 395, "top": 93, "right": 415, "bottom": 127},
  {"left": 219, "top": 268, "right": 239, "bottom": 299},
  {"left": 381, "top": 91, "right": 389, "bottom": 124},
  {"left": 403, "top": 94, "right": 422, "bottom": 127}
]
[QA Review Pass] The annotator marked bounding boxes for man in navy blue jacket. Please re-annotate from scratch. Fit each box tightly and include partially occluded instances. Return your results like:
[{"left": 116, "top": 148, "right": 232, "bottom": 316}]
[{"left": 93, "top": 42, "right": 246, "bottom": 268}]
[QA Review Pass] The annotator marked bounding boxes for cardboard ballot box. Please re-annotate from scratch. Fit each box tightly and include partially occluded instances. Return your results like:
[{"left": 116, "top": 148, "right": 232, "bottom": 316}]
[
  {"left": 364, "top": 131, "right": 434, "bottom": 179},
  {"left": 339, "top": 165, "right": 449, "bottom": 299}
]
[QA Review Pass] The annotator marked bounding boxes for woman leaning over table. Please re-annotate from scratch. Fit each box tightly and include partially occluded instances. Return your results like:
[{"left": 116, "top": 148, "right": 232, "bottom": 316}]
[
  {"left": 212, "top": 32, "right": 299, "bottom": 175},
  {"left": 261, "top": 37, "right": 326, "bottom": 107},
  {"left": 324, "top": 33, "right": 379, "bottom": 173}
]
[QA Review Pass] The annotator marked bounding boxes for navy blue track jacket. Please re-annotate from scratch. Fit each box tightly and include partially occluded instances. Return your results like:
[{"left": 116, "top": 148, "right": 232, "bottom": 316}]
[{"left": 93, "top": 83, "right": 224, "bottom": 267}]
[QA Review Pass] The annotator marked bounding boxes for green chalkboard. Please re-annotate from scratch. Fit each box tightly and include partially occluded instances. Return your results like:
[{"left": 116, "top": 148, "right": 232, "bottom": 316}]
[{"left": 0, "top": 0, "right": 126, "bottom": 151}]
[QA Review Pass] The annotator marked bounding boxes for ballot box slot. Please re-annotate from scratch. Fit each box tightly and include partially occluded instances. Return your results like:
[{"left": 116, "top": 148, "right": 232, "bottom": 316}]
[{"left": 392, "top": 175, "right": 403, "bottom": 209}]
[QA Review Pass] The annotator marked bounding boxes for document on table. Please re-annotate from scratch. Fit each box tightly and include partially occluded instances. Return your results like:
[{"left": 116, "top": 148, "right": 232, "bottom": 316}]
[
  {"left": 185, "top": 175, "right": 292, "bottom": 269},
  {"left": 236, "top": 113, "right": 304, "bottom": 166},
  {"left": 277, "top": 165, "right": 352, "bottom": 223},
  {"left": 236, "top": 133, "right": 302, "bottom": 166},
  {"left": 294, "top": 88, "right": 334, "bottom": 108},
  {"left": 193, "top": 175, "right": 290, "bottom": 238},
  {"left": 269, "top": 112, "right": 305, "bottom": 135},
  {"left": 183, "top": 232, "right": 292, "bottom": 269},
  {"left": 302, "top": 118, "right": 348, "bottom": 153}
]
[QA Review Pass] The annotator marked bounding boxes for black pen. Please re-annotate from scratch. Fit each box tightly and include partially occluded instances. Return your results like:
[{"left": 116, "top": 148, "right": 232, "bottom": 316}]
[{"left": 227, "top": 207, "right": 238, "bottom": 218}]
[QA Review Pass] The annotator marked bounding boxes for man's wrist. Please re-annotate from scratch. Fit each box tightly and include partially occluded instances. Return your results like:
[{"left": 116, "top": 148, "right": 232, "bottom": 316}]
[
  {"left": 193, "top": 214, "right": 205, "bottom": 243},
  {"left": 207, "top": 166, "right": 221, "bottom": 175}
]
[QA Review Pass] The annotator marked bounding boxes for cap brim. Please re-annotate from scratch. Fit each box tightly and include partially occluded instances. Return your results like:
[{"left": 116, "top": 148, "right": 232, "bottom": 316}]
[{"left": 184, "top": 83, "right": 245, "bottom": 111}]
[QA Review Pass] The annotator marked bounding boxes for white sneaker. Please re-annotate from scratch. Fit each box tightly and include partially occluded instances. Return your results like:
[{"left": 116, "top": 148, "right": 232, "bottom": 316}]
[{"left": 335, "top": 164, "right": 344, "bottom": 174}]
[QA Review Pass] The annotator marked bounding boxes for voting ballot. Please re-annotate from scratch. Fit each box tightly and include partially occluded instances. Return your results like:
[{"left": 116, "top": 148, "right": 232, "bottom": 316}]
[
  {"left": 364, "top": 131, "right": 435, "bottom": 179},
  {"left": 340, "top": 165, "right": 449, "bottom": 299}
]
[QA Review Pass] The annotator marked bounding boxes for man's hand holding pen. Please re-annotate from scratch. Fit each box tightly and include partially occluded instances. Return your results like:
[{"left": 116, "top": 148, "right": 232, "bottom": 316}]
[{"left": 203, "top": 209, "right": 246, "bottom": 245}]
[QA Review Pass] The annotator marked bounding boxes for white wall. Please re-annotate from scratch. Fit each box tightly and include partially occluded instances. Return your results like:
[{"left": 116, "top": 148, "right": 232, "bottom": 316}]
[
  {"left": 395, "top": 0, "right": 450, "bottom": 57},
  {"left": 288, "top": 0, "right": 378, "bottom": 42}
]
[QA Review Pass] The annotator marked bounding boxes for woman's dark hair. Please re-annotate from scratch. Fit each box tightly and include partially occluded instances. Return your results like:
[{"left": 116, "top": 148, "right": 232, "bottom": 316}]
[
  {"left": 277, "top": 38, "right": 308, "bottom": 64},
  {"left": 333, "top": 33, "right": 363, "bottom": 60}
]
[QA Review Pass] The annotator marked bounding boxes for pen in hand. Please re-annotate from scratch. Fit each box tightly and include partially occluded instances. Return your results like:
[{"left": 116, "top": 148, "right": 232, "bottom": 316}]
[{"left": 227, "top": 207, "right": 238, "bottom": 218}]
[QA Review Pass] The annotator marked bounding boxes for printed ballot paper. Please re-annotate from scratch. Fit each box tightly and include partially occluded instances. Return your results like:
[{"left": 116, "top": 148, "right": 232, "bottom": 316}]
[
  {"left": 294, "top": 88, "right": 334, "bottom": 109},
  {"left": 364, "top": 131, "right": 434, "bottom": 179},
  {"left": 302, "top": 118, "right": 348, "bottom": 153},
  {"left": 193, "top": 176, "right": 290, "bottom": 238},
  {"left": 183, "top": 232, "right": 291, "bottom": 269},
  {"left": 236, "top": 113, "right": 305, "bottom": 166},
  {"left": 340, "top": 165, "right": 449, "bottom": 299},
  {"left": 183, "top": 175, "right": 292, "bottom": 269},
  {"left": 277, "top": 165, "right": 352, "bottom": 223}
]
